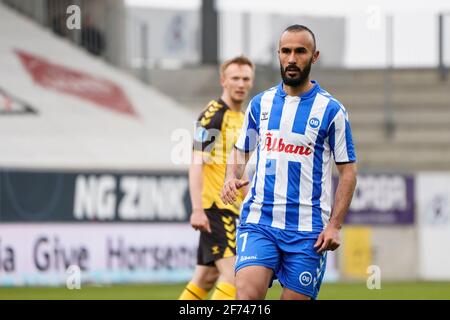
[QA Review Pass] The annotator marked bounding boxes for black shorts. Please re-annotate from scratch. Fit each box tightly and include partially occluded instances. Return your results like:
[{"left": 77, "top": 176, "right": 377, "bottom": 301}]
[{"left": 197, "top": 205, "right": 238, "bottom": 266}]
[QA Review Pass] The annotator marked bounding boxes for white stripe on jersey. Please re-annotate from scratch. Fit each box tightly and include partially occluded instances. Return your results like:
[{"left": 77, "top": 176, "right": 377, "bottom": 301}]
[
  {"left": 298, "top": 93, "right": 330, "bottom": 231},
  {"left": 271, "top": 95, "right": 301, "bottom": 229},
  {"left": 246, "top": 88, "right": 277, "bottom": 224},
  {"left": 320, "top": 136, "right": 332, "bottom": 228},
  {"left": 332, "top": 110, "right": 350, "bottom": 162}
]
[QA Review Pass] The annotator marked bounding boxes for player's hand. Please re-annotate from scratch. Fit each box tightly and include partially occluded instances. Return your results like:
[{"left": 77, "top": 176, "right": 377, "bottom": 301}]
[
  {"left": 314, "top": 224, "right": 341, "bottom": 254},
  {"left": 190, "top": 209, "right": 211, "bottom": 233},
  {"left": 221, "top": 179, "right": 250, "bottom": 204}
]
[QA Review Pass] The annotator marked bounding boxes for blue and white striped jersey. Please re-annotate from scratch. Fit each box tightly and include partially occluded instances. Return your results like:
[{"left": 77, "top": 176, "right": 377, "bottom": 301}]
[{"left": 235, "top": 81, "right": 356, "bottom": 232}]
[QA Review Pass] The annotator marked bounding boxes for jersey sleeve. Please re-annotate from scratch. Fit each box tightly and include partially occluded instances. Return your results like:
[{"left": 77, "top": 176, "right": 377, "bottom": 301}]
[
  {"left": 235, "top": 99, "right": 259, "bottom": 152},
  {"left": 192, "top": 101, "right": 224, "bottom": 154},
  {"left": 328, "top": 107, "right": 356, "bottom": 164}
]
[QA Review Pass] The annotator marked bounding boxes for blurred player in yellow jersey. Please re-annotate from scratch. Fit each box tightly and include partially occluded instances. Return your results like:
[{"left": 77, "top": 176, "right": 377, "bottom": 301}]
[{"left": 179, "top": 56, "right": 254, "bottom": 300}]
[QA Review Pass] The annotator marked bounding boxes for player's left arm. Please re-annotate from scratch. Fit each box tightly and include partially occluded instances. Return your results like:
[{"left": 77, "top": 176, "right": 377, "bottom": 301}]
[{"left": 314, "top": 162, "right": 357, "bottom": 253}]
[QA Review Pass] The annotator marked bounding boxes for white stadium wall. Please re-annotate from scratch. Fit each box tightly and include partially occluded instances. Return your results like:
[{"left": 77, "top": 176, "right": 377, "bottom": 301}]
[{"left": 127, "top": 1, "right": 450, "bottom": 68}]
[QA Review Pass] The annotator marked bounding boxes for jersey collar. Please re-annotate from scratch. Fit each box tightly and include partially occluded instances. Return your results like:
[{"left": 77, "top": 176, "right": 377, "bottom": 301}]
[
  {"left": 217, "top": 98, "right": 229, "bottom": 110},
  {"left": 277, "top": 80, "right": 320, "bottom": 99}
]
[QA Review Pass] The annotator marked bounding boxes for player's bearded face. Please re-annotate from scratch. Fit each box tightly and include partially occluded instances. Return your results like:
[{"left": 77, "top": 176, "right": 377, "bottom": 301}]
[{"left": 280, "top": 56, "right": 313, "bottom": 87}]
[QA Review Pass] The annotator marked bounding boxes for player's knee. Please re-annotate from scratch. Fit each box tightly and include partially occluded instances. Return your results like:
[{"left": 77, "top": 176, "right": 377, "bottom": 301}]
[
  {"left": 215, "top": 256, "right": 237, "bottom": 285},
  {"left": 280, "top": 288, "right": 311, "bottom": 300},
  {"left": 217, "top": 269, "right": 235, "bottom": 286},
  {"left": 192, "top": 269, "right": 219, "bottom": 291},
  {"left": 203, "top": 271, "right": 220, "bottom": 289}
]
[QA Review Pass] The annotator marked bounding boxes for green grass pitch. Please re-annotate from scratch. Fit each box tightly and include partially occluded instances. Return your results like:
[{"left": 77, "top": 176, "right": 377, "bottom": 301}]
[{"left": 0, "top": 281, "right": 449, "bottom": 300}]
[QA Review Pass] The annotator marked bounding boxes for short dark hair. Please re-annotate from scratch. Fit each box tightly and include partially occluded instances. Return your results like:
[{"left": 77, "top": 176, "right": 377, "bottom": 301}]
[
  {"left": 282, "top": 24, "right": 316, "bottom": 51},
  {"left": 220, "top": 55, "right": 254, "bottom": 76}
]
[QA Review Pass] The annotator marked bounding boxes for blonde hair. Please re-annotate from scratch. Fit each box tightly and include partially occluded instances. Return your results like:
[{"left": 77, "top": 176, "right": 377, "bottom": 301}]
[{"left": 220, "top": 55, "right": 254, "bottom": 76}]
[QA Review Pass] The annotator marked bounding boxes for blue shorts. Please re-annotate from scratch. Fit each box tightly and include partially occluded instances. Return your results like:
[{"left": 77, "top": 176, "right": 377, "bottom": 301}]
[{"left": 235, "top": 223, "right": 327, "bottom": 299}]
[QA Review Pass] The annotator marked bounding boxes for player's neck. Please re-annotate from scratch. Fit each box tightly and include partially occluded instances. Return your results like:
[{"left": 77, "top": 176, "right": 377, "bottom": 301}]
[
  {"left": 221, "top": 95, "right": 242, "bottom": 112},
  {"left": 283, "top": 79, "right": 314, "bottom": 97}
]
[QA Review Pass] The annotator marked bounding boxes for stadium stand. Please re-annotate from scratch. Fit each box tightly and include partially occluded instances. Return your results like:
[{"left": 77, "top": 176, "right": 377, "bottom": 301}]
[{"left": 0, "top": 3, "right": 195, "bottom": 171}]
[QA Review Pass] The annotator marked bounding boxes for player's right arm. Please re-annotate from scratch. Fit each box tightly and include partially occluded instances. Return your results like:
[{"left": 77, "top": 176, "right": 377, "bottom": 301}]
[
  {"left": 221, "top": 147, "right": 251, "bottom": 204},
  {"left": 189, "top": 101, "right": 224, "bottom": 233},
  {"left": 189, "top": 151, "right": 211, "bottom": 233},
  {"left": 221, "top": 98, "right": 259, "bottom": 205}
]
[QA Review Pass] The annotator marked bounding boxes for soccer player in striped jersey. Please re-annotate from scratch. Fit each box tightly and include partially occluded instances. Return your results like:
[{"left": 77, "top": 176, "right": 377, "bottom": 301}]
[
  {"left": 221, "top": 25, "right": 357, "bottom": 300},
  {"left": 179, "top": 56, "right": 254, "bottom": 300}
]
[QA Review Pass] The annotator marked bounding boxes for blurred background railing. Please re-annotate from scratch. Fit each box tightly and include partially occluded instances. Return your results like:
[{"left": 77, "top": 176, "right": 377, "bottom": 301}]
[{"left": 3, "top": 1, "right": 449, "bottom": 69}]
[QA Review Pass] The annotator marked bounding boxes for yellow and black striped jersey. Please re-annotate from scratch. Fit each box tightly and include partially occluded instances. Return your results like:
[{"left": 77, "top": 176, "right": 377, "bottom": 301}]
[{"left": 193, "top": 99, "right": 244, "bottom": 215}]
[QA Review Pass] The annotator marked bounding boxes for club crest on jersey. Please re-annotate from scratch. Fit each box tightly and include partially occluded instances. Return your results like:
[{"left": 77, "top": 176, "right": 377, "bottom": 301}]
[
  {"left": 262, "top": 132, "right": 312, "bottom": 156},
  {"left": 308, "top": 117, "right": 320, "bottom": 129}
]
